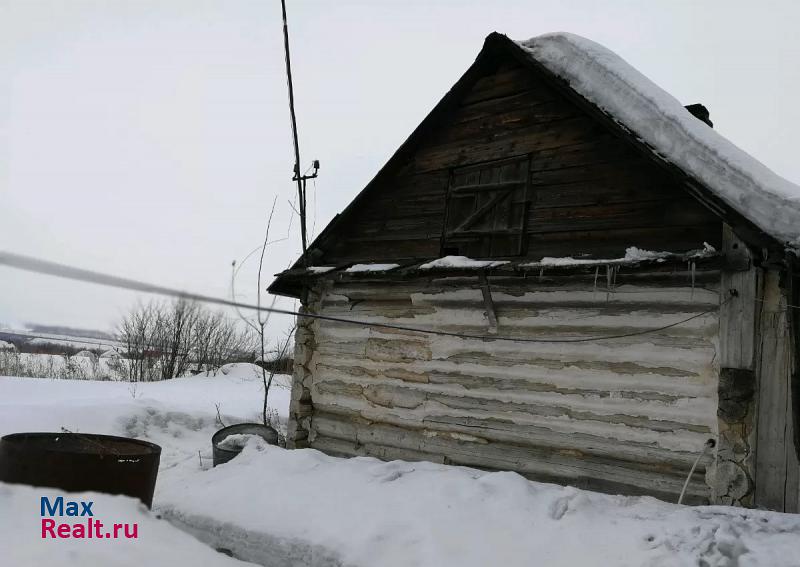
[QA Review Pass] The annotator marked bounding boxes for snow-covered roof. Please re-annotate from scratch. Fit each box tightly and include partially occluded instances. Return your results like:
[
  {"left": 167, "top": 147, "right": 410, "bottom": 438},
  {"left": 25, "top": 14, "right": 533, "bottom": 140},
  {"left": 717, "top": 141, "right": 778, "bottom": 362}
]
[{"left": 516, "top": 32, "right": 800, "bottom": 249}]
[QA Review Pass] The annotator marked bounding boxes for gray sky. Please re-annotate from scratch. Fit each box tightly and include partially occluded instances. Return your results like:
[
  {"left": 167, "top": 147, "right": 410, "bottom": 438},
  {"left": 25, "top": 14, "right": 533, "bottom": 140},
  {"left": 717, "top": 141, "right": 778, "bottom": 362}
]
[{"left": 2, "top": 0, "right": 799, "bottom": 341}]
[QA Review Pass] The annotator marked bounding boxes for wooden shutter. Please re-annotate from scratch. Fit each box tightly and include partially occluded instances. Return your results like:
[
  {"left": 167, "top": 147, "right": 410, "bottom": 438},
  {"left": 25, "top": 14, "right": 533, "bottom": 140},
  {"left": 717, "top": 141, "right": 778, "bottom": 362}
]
[{"left": 442, "top": 156, "right": 530, "bottom": 257}]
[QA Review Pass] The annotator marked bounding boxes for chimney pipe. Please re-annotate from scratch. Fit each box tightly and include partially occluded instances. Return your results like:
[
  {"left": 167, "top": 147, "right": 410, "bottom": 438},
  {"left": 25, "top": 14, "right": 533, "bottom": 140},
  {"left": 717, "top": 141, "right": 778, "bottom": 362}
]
[{"left": 685, "top": 103, "right": 713, "bottom": 128}]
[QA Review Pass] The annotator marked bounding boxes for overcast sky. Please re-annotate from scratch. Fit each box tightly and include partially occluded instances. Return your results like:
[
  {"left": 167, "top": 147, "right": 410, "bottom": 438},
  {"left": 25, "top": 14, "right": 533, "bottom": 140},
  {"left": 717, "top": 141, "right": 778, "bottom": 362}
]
[{"left": 2, "top": 0, "right": 799, "bottom": 342}]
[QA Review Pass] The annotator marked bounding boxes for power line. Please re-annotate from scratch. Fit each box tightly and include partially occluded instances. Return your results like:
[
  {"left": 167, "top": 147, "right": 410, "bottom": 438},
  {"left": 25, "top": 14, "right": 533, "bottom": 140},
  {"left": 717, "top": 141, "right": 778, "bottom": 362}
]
[{"left": 0, "top": 250, "right": 724, "bottom": 344}]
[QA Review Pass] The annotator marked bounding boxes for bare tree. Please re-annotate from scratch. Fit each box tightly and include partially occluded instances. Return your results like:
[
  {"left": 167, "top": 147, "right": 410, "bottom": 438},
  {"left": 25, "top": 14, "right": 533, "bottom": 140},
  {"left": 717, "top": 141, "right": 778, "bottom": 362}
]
[
  {"left": 118, "top": 299, "right": 254, "bottom": 381},
  {"left": 192, "top": 311, "right": 257, "bottom": 373},
  {"left": 153, "top": 298, "right": 198, "bottom": 380},
  {"left": 258, "top": 325, "right": 295, "bottom": 426},
  {"left": 119, "top": 301, "right": 163, "bottom": 382},
  {"left": 231, "top": 196, "right": 295, "bottom": 427}
]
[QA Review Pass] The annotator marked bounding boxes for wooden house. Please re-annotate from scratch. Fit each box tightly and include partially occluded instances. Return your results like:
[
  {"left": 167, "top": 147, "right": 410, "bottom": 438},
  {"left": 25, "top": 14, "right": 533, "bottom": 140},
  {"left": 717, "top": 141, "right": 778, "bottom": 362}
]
[{"left": 269, "top": 32, "right": 800, "bottom": 511}]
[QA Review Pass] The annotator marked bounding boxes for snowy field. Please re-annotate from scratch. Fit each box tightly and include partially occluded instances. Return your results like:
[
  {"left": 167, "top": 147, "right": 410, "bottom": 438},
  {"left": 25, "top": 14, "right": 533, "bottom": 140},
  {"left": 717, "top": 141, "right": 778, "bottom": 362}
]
[{"left": 2, "top": 367, "right": 800, "bottom": 566}]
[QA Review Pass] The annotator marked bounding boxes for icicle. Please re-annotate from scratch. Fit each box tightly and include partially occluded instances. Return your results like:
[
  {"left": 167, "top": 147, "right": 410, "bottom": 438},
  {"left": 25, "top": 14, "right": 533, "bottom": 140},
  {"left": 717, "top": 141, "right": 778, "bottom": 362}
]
[
  {"left": 690, "top": 260, "right": 696, "bottom": 299},
  {"left": 605, "top": 265, "right": 612, "bottom": 302},
  {"left": 593, "top": 266, "right": 599, "bottom": 298},
  {"left": 539, "top": 267, "right": 544, "bottom": 280}
]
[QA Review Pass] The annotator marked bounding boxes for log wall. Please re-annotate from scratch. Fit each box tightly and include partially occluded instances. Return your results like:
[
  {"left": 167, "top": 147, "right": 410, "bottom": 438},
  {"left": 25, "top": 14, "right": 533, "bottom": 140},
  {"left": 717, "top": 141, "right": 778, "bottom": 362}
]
[{"left": 289, "top": 268, "right": 721, "bottom": 503}]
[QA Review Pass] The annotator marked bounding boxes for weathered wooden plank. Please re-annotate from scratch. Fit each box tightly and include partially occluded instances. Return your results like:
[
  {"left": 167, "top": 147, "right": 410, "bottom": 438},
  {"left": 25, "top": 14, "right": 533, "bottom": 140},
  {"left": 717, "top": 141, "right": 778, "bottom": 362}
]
[
  {"left": 312, "top": 350, "right": 717, "bottom": 395},
  {"left": 437, "top": 105, "right": 581, "bottom": 147},
  {"left": 313, "top": 432, "right": 709, "bottom": 504},
  {"left": 524, "top": 224, "right": 722, "bottom": 259},
  {"left": 531, "top": 160, "right": 651, "bottom": 185},
  {"left": 310, "top": 387, "right": 713, "bottom": 455},
  {"left": 527, "top": 198, "right": 718, "bottom": 234},
  {"left": 413, "top": 116, "right": 606, "bottom": 174},
  {"left": 531, "top": 180, "right": 679, "bottom": 208},
  {"left": 329, "top": 278, "right": 721, "bottom": 304},
  {"left": 310, "top": 420, "right": 711, "bottom": 502},
  {"left": 711, "top": 226, "right": 758, "bottom": 506},
  {"left": 314, "top": 360, "right": 712, "bottom": 402},
  {"left": 719, "top": 225, "right": 758, "bottom": 369},
  {"left": 311, "top": 376, "right": 715, "bottom": 432},
  {"left": 318, "top": 298, "right": 718, "bottom": 328},
  {"left": 311, "top": 410, "right": 707, "bottom": 470},
  {"left": 530, "top": 138, "right": 635, "bottom": 171},
  {"left": 460, "top": 64, "right": 545, "bottom": 105},
  {"left": 322, "top": 238, "right": 440, "bottom": 263},
  {"left": 755, "top": 269, "right": 796, "bottom": 511},
  {"left": 456, "top": 93, "right": 572, "bottom": 125}
]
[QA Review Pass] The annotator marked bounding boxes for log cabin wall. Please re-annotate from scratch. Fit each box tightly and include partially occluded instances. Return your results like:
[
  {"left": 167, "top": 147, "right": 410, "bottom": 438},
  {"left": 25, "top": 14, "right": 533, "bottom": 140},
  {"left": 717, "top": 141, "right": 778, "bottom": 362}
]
[
  {"left": 291, "top": 266, "right": 721, "bottom": 503},
  {"left": 317, "top": 56, "right": 721, "bottom": 265}
]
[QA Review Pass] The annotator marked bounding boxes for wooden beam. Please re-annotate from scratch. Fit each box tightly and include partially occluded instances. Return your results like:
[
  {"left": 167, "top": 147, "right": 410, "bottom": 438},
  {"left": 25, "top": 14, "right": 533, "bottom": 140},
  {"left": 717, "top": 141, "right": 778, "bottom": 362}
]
[
  {"left": 755, "top": 269, "right": 799, "bottom": 512},
  {"left": 451, "top": 190, "right": 513, "bottom": 233},
  {"left": 713, "top": 224, "right": 759, "bottom": 506},
  {"left": 451, "top": 180, "right": 524, "bottom": 194},
  {"left": 479, "top": 272, "right": 498, "bottom": 333}
]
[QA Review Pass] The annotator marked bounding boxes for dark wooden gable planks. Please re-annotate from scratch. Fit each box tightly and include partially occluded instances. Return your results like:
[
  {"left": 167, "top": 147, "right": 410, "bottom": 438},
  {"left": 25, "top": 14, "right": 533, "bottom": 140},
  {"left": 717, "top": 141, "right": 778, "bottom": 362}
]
[{"left": 318, "top": 54, "right": 720, "bottom": 265}]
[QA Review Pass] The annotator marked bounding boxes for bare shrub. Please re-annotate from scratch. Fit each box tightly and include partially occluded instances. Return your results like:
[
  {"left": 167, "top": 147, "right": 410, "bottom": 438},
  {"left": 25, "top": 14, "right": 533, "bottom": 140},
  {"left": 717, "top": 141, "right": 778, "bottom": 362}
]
[{"left": 118, "top": 299, "right": 255, "bottom": 381}]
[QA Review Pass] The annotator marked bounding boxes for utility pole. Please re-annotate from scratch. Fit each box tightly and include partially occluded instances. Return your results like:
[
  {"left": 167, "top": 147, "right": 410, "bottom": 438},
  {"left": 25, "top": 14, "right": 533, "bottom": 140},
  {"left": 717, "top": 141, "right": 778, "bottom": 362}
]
[{"left": 281, "top": 0, "right": 318, "bottom": 266}]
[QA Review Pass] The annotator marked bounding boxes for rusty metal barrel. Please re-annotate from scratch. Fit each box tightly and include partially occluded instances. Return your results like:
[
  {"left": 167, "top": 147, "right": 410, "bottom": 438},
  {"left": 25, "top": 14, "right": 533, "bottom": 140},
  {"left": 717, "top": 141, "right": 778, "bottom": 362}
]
[
  {"left": 0, "top": 432, "right": 161, "bottom": 508},
  {"left": 212, "top": 423, "right": 278, "bottom": 466}
]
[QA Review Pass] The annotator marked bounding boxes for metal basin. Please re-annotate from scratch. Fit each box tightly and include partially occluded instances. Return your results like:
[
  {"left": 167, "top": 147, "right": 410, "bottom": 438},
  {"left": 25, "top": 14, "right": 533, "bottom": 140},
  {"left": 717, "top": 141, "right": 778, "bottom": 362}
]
[
  {"left": 212, "top": 423, "right": 278, "bottom": 467},
  {"left": 0, "top": 432, "right": 161, "bottom": 508}
]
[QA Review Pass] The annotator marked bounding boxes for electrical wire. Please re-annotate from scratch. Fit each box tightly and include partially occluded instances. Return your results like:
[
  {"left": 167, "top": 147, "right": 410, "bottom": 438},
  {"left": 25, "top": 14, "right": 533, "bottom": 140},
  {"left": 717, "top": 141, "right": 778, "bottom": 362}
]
[
  {"left": 1, "top": 250, "right": 726, "bottom": 345},
  {"left": 677, "top": 438, "right": 716, "bottom": 505}
]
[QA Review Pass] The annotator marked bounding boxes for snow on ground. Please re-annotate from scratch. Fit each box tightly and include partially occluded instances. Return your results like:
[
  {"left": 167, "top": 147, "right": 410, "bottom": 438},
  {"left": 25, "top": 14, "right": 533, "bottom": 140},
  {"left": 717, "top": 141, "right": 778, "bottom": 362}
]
[
  {"left": 0, "top": 364, "right": 288, "bottom": 565},
  {"left": 158, "top": 444, "right": 800, "bottom": 567},
  {"left": 518, "top": 33, "right": 800, "bottom": 248},
  {"left": 1, "top": 483, "right": 255, "bottom": 566},
  {"left": 0, "top": 363, "right": 291, "bottom": 472},
  {"left": 2, "top": 367, "right": 800, "bottom": 566}
]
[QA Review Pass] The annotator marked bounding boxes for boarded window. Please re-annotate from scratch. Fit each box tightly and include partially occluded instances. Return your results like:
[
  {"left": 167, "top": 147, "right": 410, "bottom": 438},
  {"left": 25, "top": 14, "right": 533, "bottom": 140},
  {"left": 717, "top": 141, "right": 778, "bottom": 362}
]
[{"left": 442, "top": 156, "right": 530, "bottom": 257}]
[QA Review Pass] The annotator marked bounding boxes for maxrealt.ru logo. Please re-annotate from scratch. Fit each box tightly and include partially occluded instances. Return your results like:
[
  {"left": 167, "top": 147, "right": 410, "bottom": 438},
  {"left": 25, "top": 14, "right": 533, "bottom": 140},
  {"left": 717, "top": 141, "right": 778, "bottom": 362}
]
[{"left": 40, "top": 496, "right": 138, "bottom": 539}]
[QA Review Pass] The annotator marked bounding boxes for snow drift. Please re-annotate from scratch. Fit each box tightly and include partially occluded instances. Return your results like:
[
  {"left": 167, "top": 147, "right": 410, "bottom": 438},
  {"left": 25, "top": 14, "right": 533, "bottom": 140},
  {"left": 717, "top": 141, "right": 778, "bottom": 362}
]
[{"left": 158, "top": 444, "right": 800, "bottom": 567}]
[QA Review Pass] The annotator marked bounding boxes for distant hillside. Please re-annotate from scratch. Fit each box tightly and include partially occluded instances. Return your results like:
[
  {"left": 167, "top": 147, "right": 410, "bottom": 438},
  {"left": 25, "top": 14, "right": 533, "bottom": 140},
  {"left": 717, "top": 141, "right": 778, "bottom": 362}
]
[
  {"left": 0, "top": 328, "right": 122, "bottom": 356},
  {"left": 25, "top": 324, "right": 115, "bottom": 341}
]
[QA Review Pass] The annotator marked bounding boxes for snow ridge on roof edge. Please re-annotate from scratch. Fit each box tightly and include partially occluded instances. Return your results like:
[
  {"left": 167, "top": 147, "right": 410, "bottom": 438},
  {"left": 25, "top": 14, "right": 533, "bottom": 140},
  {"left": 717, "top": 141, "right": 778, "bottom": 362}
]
[{"left": 517, "top": 32, "right": 800, "bottom": 250}]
